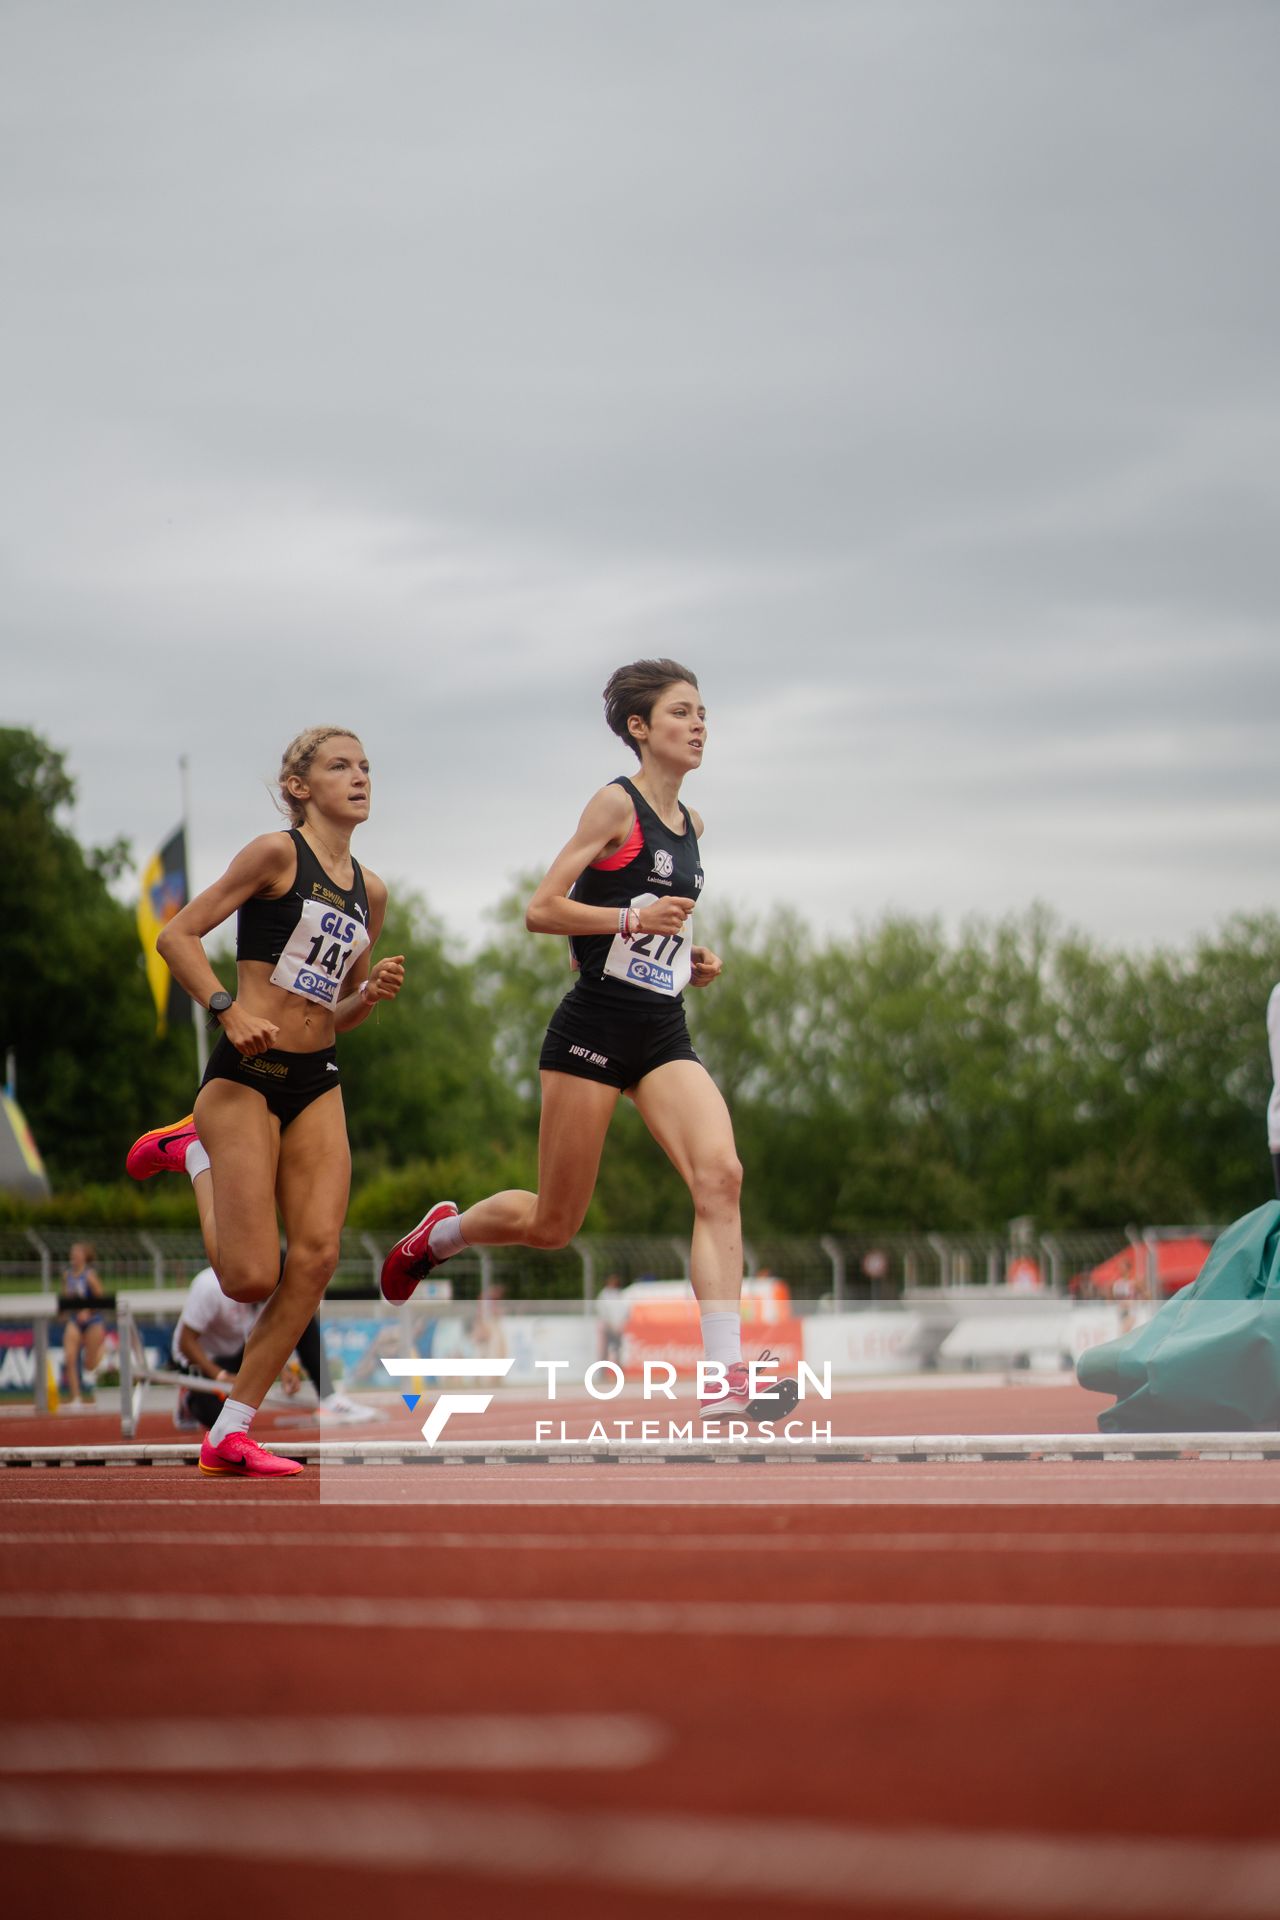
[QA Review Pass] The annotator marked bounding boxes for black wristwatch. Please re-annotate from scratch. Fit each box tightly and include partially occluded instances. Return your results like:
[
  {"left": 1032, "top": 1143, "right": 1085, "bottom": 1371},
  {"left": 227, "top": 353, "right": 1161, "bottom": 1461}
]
[{"left": 207, "top": 991, "right": 234, "bottom": 1021}]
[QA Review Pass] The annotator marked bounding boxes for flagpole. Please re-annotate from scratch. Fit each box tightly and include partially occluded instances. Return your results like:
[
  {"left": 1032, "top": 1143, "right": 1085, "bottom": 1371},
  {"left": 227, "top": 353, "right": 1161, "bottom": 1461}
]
[{"left": 180, "top": 754, "right": 209, "bottom": 1079}]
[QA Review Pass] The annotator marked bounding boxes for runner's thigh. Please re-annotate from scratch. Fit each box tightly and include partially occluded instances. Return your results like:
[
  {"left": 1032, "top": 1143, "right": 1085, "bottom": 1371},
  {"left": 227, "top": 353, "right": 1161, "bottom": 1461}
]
[
  {"left": 629, "top": 1057, "right": 739, "bottom": 1188},
  {"left": 194, "top": 1079, "right": 282, "bottom": 1283},
  {"left": 274, "top": 1087, "right": 351, "bottom": 1259}
]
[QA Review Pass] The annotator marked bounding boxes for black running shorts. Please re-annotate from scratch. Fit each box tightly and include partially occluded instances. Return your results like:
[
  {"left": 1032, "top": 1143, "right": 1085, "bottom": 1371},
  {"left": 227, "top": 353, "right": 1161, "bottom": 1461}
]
[
  {"left": 538, "top": 987, "right": 699, "bottom": 1092},
  {"left": 201, "top": 1034, "right": 341, "bottom": 1128}
]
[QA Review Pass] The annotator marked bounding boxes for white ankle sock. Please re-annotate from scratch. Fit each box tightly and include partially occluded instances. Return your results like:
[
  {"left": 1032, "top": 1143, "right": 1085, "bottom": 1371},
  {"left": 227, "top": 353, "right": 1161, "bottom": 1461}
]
[
  {"left": 427, "top": 1214, "right": 468, "bottom": 1262},
  {"left": 185, "top": 1140, "right": 210, "bottom": 1180},
  {"left": 208, "top": 1398, "right": 254, "bottom": 1446},
  {"left": 699, "top": 1309, "right": 742, "bottom": 1368}
]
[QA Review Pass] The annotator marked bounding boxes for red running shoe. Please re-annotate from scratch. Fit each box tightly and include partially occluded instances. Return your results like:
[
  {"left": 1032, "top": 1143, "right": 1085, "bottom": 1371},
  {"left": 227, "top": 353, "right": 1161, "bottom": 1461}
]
[
  {"left": 199, "top": 1432, "right": 303, "bottom": 1478},
  {"left": 380, "top": 1201, "right": 459, "bottom": 1303},
  {"left": 126, "top": 1115, "right": 198, "bottom": 1180},
  {"left": 699, "top": 1349, "right": 797, "bottom": 1421},
  {"left": 698, "top": 1359, "right": 753, "bottom": 1415}
]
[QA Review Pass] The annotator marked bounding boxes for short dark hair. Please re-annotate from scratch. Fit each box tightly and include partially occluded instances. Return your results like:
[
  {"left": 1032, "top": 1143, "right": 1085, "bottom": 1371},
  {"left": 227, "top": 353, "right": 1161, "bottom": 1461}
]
[{"left": 602, "top": 659, "right": 699, "bottom": 760}]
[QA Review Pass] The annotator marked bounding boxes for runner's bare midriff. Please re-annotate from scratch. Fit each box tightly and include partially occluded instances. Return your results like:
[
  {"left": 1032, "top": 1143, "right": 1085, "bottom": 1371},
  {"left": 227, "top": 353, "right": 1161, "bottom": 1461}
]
[{"left": 234, "top": 960, "right": 340, "bottom": 1052}]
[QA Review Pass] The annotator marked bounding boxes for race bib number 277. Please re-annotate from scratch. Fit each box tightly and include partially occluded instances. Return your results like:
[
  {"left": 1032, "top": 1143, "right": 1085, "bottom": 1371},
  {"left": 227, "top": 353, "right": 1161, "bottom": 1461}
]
[{"left": 602, "top": 892, "right": 692, "bottom": 997}]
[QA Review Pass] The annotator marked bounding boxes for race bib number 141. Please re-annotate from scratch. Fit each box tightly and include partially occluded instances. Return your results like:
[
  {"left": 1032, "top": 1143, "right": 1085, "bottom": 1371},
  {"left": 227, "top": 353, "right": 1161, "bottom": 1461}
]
[{"left": 270, "top": 900, "right": 370, "bottom": 1007}]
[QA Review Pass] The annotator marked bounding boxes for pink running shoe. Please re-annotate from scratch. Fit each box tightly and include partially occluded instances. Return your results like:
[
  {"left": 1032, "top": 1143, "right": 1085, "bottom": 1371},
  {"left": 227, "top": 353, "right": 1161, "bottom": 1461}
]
[
  {"left": 380, "top": 1201, "right": 460, "bottom": 1303},
  {"left": 698, "top": 1359, "right": 753, "bottom": 1416},
  {"left": 126, "top": 1115, "right": 198, "bottom": 1180},
  {"left": 698, "top": 1349, "right": 795, "bottom": 1421},
  {"left": 199, "top": 1432, "right": 303, "bottom": 1478}
]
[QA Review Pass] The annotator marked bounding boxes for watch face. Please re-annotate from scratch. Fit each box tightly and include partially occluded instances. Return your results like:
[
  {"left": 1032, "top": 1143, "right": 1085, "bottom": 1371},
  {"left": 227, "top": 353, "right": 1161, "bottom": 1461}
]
[{"left": 209, "top": 992, "right": 233, "bottom": 1014}]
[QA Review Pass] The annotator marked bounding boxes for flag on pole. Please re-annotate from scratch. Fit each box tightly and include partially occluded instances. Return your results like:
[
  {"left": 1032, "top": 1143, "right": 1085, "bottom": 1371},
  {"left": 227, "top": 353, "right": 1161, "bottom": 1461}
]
[
  {"left": 0, "top": 1090, "right": 50, "bottom": 1198},
  {"left": 137, "top": 825, "right": 192, "bottom": 1035}
]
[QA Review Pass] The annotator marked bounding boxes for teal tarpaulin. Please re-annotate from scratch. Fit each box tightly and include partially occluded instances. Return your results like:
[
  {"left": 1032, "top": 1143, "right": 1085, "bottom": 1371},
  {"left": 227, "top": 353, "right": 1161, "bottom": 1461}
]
[{"left": 1077, "top": 1202, "right": 1280, "bottom": 1431}]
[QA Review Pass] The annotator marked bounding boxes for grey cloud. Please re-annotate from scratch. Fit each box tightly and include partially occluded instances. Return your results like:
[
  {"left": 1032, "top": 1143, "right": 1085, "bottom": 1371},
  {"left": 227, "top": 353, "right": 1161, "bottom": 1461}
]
[{"left": 4, "top": 1, "right": 1278, "bottom": 956}]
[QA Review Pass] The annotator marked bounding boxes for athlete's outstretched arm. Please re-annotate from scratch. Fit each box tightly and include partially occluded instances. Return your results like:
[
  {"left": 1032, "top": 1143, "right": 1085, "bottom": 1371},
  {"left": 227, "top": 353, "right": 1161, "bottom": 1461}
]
[
  {"left": 156, "top": 835, "right": 294, "bottom": 1053},
  {"left": 525, "top": 786, "right": 694, "bottom": 940}
]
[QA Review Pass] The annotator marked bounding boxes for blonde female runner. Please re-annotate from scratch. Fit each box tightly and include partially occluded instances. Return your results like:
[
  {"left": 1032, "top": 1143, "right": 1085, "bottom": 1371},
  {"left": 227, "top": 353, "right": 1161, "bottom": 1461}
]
[{"left": 127, "top": 727, "right": 403, "bottom": 1476}]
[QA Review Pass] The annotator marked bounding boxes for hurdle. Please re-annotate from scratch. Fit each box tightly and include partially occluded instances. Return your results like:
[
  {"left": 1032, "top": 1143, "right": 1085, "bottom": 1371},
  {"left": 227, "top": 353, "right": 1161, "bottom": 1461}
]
[
  {"left": 116, "top": 1290, "right": 314, "bottom": 1438},
  {"left": 0, "top": 1294, "right": 60, "bottom": 1415},
  {"left": 117, "top": 1289, "right": 203, "bottom": 1439}
]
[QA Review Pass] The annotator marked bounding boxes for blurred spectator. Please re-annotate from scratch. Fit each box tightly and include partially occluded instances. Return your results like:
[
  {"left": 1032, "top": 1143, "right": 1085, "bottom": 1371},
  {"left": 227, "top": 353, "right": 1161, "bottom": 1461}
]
[
  {"left": 61, "top": 1240, "right": 106, "bottom": 1411},
  {"left": 596, "top": 1274, "right": 628, "bottom": 1365},
  {"left": 1006, "top": 1256, "right": 1043, "bottom": 1294},
  {"left": 467, "top": 1282, "right": 507, "bottom": 1361},
  {"left": 861, "top": 1249, "right": 890, "bottom": 1298},
  {"left": 172, "top": 1266, "right": 262, "bottom": 1430},
  {"left": 173, "top": 1268, "right": 381, "bottom": 1427}
]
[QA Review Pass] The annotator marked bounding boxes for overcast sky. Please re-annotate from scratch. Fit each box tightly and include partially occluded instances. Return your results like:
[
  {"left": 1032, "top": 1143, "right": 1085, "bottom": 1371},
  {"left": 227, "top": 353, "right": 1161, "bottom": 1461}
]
[{"left": 5, "top": 1, "right": 1278, "bottom": 956}]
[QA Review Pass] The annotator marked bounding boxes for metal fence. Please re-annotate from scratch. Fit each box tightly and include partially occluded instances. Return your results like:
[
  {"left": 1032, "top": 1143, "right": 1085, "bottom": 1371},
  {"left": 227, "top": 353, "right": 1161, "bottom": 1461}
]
[{"left": 0, "top": 1222, "right": 1225, "bottom": 1303}]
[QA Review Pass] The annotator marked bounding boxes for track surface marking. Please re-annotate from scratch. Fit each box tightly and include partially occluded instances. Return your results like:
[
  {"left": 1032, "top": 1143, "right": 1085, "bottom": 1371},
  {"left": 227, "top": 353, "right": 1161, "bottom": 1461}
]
[{"left": 4, "top": 1380, "right": 1279, "bottom": 1918}]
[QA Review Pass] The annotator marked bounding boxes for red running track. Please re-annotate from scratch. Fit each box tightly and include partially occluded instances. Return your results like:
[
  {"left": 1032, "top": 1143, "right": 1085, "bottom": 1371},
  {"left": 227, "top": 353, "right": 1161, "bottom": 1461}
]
[
  {"left": 7, "top": 1374, "right": 1113, "bottom": 1450},
  {"left": 2, "top": 1380, "right": 1280, "bottom": 1918}
]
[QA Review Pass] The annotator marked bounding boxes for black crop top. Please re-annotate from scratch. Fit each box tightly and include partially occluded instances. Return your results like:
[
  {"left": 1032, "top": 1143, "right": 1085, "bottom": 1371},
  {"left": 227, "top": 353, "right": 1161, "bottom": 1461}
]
[
  {"left": 237, "top": 829, "right": 371, "bottom": 1010},
  {"left": 568, "top": 776, "right": 704, "bottom": 1004}
]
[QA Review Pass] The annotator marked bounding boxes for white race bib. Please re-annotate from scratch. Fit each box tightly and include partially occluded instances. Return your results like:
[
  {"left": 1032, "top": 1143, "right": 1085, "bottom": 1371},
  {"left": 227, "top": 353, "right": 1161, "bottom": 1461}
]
[
  {"left": 602, "top": 893, "right": 692, "bottom": 997},
  {"left": 269, "top": 899, "right": 370, "bottom": 1007}
]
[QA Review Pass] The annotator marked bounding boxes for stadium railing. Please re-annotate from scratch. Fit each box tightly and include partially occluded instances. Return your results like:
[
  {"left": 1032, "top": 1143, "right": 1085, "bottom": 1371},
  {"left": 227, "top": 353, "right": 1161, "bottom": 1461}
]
[{"left": 0, "top": 1223, "right": 1227, "bottom": 1302}]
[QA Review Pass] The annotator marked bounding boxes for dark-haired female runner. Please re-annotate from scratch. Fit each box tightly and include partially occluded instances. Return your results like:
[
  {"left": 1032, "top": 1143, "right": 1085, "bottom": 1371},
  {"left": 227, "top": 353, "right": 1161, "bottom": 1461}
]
[
  {"left": 381, "top": 660, "right": 758, "bottom": 1413},
  {"left": 128, "top": 726, "right": 403, "bottom": 1476}
]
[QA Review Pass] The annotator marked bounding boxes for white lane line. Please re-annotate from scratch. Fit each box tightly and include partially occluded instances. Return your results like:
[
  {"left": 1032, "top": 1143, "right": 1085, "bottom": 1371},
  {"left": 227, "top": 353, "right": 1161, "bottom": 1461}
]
[
  {"left": 3, "top": 1489, "right": 1278, "bottom": 1508},
  {"left": 0, "top": 1715, "right": 664, "bottom": 1774},
  {"left": 0, "top": 1782, "right": 1277, "bottom": 1916},
  {"left": 26, "top": 1432, "right": 1248, "bottom": 1463},
  {"left": 2, "top": 1528, "right": 1279, "bottom": 1555},
  {"left": 3, "top": 1590, "right": 1279, "bottom": 1646}
]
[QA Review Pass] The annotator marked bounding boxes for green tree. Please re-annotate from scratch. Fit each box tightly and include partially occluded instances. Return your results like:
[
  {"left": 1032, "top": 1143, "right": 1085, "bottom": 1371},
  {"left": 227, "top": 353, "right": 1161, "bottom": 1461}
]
[
  {"left": 815, "top": 914, "right": 987, "bottom": 1229},
  {"left": 0, "top": 727, "right": 195, "bottom": 1184},
  {"left": 691, "top": 904, "right": 1279, "bottom": 1232},
  {"left": 9, "top": 727, "right": 1276, "bottom": 1241},
  {"left": 690, "top": 905, "right": 849, "bottom": 1232},
  {"left": 339, "top": 889, "right": 522, "bottom": 1179},
  {"left": 472, "top": 873, "right": 572, "bottom": 1107}
]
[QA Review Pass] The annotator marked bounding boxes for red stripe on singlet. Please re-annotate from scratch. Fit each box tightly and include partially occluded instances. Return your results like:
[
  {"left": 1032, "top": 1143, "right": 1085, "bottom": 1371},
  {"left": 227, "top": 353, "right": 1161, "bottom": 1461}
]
[{"left": 590, "top": 809, "right": 644, "bottom": 871}]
